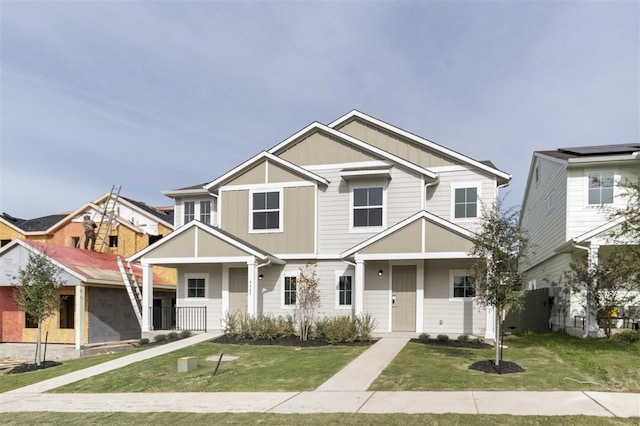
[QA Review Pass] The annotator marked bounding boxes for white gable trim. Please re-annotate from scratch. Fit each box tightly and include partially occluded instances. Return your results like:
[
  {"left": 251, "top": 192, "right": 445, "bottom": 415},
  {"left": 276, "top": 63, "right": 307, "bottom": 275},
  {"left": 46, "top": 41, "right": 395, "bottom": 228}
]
[
  {"left": 329, "top": 110, "right": 511, "bottom": 182},
  {"left": 205, "top": 151, "right": 329, "bottom": 190}
]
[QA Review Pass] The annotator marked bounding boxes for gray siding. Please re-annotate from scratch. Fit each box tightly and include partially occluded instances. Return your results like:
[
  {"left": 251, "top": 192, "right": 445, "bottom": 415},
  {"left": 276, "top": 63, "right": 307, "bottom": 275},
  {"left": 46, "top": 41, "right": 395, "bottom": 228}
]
[{"left": 177, "top": 264, "right": 223, "bottom": 331}]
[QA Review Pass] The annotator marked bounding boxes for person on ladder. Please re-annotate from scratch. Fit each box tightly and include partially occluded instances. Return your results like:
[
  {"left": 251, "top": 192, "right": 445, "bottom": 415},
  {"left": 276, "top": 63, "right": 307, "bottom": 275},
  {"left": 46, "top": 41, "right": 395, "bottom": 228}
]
[{"left": 83, "top": 214, "right": 97, "bottom": 250}]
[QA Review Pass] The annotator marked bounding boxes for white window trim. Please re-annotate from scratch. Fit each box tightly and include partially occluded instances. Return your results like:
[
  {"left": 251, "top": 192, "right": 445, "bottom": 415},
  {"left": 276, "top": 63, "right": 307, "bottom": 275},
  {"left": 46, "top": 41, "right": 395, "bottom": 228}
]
[
  {"left": 185, "top": 273, "right": 210, "bottom": 300},
  {"left": 182, "top": 199, "right": 214, "bottom": 227},
  {"left": 449, "top": 269, "right": 475, "bottom": 301},
  {"left": 249, "top": 188, "right": 284, "bottom": 233},
  {"left": 183, "top": 201, "right": 195, "bottom": 226},
  {"left": 199, "top": 200, "right": 212, "bottom": 224},
  {"left": 584, "top": 169, "right": 617, "bottom": 208},
  {"left": 280, "top": 271, "right": 298, "bottom": 309},
  {"left": 335, "top": 271, "right": 353, "bottom": 309},
  {"left": 450, "top": 182, "right": 482, "bottom": 222},
  {"left": 349, "top": 183, "right": 386, "bottom": 233}
]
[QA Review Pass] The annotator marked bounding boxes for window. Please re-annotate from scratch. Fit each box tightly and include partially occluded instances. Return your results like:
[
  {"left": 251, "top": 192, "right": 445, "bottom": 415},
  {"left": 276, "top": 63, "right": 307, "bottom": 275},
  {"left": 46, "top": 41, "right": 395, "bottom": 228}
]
[
  {"left": 252, "top": 191, "right": 281, "bottom": 231},
  {"left": 108, "top": 235, "right": 118, "bottom": 248},
  {"left": 353, "top": 187, "right": 383, "bottom": 227},
  {"left": 452, "top": 274, "right": 475, "bottom": 298},
  {"left": 338, "top": 276, "right": 352, "bottom": 306},
  {"left": 187, "top": 277, "right": 206, "bottom": 298},
  {"left": 184, "top": 201, "right": 195, "bottom": 224},
  {"left": 588, "top": 171, "right": 614, "bottom": 205},
  {"left": 454, "top": 187, "right": 478, "bottom": 219},
  {"left": 148, "top": 234, "right": 163, "bottom": 245},
  {"left": 60, "top": 295, "right": 75, "bottom": 329},
  {"left": 1, "top": 239, "right": 11, "bottom": 247},
  {"left": 70, "top": 237, "right": 80, "bottom": 248},
  {"left": 25, "top": 313, "right": 37, "bottom": 328},
  {"left": 200, "top": 201, "right": 211, "bottom": 224},
  {"left": 284, "top": 276, "right": 296, "bottom": 306}
]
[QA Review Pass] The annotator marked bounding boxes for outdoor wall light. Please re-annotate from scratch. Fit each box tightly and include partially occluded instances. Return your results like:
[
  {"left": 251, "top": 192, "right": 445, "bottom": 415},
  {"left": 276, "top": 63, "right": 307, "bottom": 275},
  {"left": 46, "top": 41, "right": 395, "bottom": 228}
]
[
  {"left": 258, "top": 274, "right": 264, "bottom": 280},
  {"left": 378, "top": 270, "right": 383, "bottom": 276}
]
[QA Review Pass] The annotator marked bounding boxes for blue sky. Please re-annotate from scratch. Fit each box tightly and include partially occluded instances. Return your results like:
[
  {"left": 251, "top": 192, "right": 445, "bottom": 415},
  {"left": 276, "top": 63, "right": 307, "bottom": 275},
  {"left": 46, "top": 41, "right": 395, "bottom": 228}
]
[{"left": 1, "top": 1, "right": 638, "bottom": 219}]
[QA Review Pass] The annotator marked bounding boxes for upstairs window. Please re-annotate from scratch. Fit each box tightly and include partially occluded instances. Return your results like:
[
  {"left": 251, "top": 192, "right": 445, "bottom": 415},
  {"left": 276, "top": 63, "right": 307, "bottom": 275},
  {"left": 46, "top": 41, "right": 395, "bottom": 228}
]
[
  {"left": 108, "top": 235, "right": 118, "bottom": 248},
  {"left": 251, "top": 190, "right": 281, "bottom": 231},
  {"left": 588, "top": 171, "right": 614, "bottom": 205},
  {"left": 454, "top": 187, "right": 478, "bottom": 219},
  {"left": 353, "top": 187, "right": 383, "bottom": 227},
  {"left": 200, "top": 201, "right": 211, "bottom": 224},
  {"left": 184, "top": 201, "right": 195, "bottom": 224}
]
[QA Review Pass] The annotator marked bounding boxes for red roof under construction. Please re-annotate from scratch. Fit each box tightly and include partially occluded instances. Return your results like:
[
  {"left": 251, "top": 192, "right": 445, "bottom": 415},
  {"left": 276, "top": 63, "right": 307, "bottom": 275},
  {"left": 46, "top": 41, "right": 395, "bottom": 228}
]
[{"left": 17, "top": 239, "right": 173, "bottom": 286}]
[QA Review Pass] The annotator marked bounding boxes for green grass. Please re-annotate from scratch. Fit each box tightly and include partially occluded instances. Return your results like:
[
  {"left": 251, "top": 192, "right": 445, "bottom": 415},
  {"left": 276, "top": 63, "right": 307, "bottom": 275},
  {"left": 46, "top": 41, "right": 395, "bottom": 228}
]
[
  {"left": 0, "top": 351, "right": 134, "bottom": 393},
  {"left": 371, "top": 332, "right": 640, "bottom": 392},
  {"left": 51, "top": 341, "right": 368, "bottom": 393},
  {"left": 1, "top": 412, "right": 637, "bottom": 425}
]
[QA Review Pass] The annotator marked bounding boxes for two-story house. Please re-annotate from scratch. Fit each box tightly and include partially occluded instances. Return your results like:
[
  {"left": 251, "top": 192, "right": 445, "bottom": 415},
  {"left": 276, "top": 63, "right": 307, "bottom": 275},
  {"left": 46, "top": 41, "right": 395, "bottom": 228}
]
[
  {"left": 130, "top": 111, "right": 511, "bottom": 338},
  {"left": 0, "top": 190, "right": 176, "bottom": 353},
  {"left": 519, "top": 144, "right": 640, "bottom": 336}
]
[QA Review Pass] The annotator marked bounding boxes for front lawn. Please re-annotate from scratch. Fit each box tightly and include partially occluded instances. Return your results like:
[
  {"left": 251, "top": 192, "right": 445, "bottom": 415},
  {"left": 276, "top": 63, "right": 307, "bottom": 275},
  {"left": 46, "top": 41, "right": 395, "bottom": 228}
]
[
  {"left": 371, "top": 332, "right": 640, "bottom": 392},
  {"left": 51, "top": 341, "right": 368, "bottom": 393}
]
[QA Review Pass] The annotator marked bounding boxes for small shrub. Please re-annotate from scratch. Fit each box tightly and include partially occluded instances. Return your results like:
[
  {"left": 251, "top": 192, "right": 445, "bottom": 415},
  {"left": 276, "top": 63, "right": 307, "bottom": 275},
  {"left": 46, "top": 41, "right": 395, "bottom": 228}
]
[
  {"left": 355, "top": 312, "right": 377, "bottom": 341},
  {"left": 167, "top": 331, "right": 179, "bottom": 340},
  {"left": 457, "top": 334, "right": 470, "bottom": 343},
  {"left": 179, "top": 330, "right": 192, "bottom": 339},
  {"left": 437, "top": 334, "right": 450, "bottom": 343},
  {"left": 222, "top": 311, "right": 239, "bottom": 336},
  {"left": 138, "top": 338, "right": 150, "bottom": 345},
  {"left": 154, "top": 334, "right": 168, "bottom": 342},
  {"left": 418, "top": 333, "right": 430, "bottom": 343},
  {"left": 612, "top": 330, "right": 640, "bottom": 343},
  {"left": 474, "top": 336, "right": 485, "bottom": 345},
  {"left": 313, "top": 317, "right": 330, "bottom": 340},
  {"left": 325, "top": 315, "right": 356, "bottom": 344}
]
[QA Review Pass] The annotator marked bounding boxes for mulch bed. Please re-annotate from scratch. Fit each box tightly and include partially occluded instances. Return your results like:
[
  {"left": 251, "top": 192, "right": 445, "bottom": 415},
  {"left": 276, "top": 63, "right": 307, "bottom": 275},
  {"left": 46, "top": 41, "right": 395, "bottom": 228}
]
[
  {"left": 6, "top": 360, "right": 63, "bottom": 375},
  {"left": 212, "top": 334, "right": 376, "bottom": 347},
  {"left": 409, "top": 338, "right": 493, "bottom": 349},
  {"left": 468, "top": 359, "right": 526, "bottom": 374}
]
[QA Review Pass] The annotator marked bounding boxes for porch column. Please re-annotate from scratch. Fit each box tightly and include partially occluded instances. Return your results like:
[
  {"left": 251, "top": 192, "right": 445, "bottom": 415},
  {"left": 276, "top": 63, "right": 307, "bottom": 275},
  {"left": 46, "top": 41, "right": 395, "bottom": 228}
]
[
  {"left": 485, "top": 305, "right": 496, "bottom": 341},
  {"left": 141, "top": 263, "right": 153, "bottom": 332},
  {"left": 74, "top": 284, "right": 85, "bottom": 350},
  {"left": 355, "top": 260, "right": 365, "bottom": 316},
  {"left": 247, "top": 259, "right": 257, "bottom": 316},
  {"left": 586, "top": 244, "right": 600, "bottom": 336}
]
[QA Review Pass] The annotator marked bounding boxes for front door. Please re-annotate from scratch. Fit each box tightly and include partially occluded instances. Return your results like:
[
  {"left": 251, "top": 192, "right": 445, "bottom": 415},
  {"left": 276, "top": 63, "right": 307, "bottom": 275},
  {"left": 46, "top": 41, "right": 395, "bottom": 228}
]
[
  {"left": 392, "top": 265, "right": 416, "bottom": 331},
  {"left": 229, "top": 268, "right": 248, "bottom": 314}
]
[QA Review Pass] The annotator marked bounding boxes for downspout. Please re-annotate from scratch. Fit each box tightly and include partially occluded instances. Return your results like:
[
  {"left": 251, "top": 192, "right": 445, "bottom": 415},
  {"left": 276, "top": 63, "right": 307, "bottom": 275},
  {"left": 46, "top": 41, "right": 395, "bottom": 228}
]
[
  {"left": 424, "top": 176, "right": 439, "bottom": 210},
  {"left": 572, "top": 243, "right": 591, "bottom": 338}
]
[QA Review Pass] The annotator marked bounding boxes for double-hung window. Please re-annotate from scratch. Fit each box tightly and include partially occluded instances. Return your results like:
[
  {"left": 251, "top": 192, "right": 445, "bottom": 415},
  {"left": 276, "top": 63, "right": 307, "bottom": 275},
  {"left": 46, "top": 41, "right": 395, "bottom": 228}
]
[
  {"left": 353, "top": 187, "right": 383, "bottom": 228},
  {"left": 338, "top": 276, "right": 352, "bottom": 307},
  {"left": 587, "top": 171, "right": 614, "bottom": 205},
  {"left": 200, "top": 201, "right": 211, "bottom": 224},
  {"left": 184, "top": 201, "right": 195, "bottom": 224},
  {"left": 454, "top": 187, "right": 478, "bottom": 219},
  {"left": 284, "top": 276, "right": 297, "bottom": 306},
  {"left": 251, "top": 190, "right": 281, "bottom": 231}
]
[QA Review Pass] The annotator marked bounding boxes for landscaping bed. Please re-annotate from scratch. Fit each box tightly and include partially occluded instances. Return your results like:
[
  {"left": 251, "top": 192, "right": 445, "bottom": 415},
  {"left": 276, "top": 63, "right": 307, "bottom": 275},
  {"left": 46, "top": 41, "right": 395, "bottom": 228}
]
[{"left": 213, "top": 334, "right": 375, "bottom": 347}]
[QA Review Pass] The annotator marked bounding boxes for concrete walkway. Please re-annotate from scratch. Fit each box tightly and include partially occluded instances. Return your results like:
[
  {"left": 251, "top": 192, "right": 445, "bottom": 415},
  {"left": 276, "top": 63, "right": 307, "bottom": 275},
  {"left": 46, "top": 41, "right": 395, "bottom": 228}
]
[{"left": 1, "top": 334, "right": 639, "bottom": 418}]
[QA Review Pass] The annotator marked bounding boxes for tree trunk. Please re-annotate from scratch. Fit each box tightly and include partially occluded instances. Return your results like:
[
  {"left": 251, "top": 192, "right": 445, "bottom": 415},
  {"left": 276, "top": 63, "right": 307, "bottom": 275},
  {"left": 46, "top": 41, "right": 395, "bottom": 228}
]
[
  {"left": 494, "top": 311, "right": 501, "bottom": 367},
  {"left": 36, "top": 319, "right": 42, "bottom": 367}
]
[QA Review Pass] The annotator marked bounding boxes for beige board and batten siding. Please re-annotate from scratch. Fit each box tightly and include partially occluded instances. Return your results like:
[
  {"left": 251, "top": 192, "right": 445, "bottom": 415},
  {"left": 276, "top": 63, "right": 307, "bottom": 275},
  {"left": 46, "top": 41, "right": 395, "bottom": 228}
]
[
  {"left": 276, "top": 131, "right": 380, "bottom": 165},
  {"left": 336, "top": 118, "right": 461, "bottom": 169},
  {"left": 145, "top": 226, "right": 197, "bottom": 258},
  {"left": 316, "top": 167, "right": 423, "bottom": 254},
  {"left": 221, "top": 187, "right": 315, "bottom": 254},
  {"left": 423, "top": 259, "right": 485, "bottom": 335},
  {"left": 520, "top": 156, "right": 568, "bottom": 268}
]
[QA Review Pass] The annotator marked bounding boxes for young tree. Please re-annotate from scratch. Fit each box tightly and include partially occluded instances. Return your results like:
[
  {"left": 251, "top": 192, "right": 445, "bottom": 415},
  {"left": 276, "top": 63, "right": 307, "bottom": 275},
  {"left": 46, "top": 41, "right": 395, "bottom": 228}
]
[
  {"left": 12, "top": 250, "right": 66, "bottom": 366},
  {"left": 295, "top": 263, "right": 321, "bottom": 341},
  {"left": 469, "top": 199, "right": 529, "bottom": 366},
  {"left": 563, "top": 251, "right": 639, "bottom": 338}
]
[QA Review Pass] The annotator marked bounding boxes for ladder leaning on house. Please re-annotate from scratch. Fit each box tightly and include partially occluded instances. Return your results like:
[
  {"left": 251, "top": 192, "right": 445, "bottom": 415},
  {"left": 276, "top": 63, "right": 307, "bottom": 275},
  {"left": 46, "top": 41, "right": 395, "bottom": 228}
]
[
  {"left": 116, "top": 256, "right": 143, "bottom": 327},
  {"left": 95, "top": 185, "right": 122, "bottom": 253}
]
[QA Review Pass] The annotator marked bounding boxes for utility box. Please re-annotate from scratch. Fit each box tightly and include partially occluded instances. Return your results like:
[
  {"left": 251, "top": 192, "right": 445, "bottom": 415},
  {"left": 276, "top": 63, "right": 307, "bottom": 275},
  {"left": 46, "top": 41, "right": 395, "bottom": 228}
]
[{"left": 178, "top": 356, "right": 197, "bottom": 373}]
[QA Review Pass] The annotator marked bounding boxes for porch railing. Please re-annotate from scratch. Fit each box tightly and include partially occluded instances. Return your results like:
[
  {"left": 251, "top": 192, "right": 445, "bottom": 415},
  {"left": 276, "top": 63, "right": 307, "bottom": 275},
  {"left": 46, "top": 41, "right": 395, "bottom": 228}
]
[{"left": 150, "top": 306, "right": 207, "bottom": 332}]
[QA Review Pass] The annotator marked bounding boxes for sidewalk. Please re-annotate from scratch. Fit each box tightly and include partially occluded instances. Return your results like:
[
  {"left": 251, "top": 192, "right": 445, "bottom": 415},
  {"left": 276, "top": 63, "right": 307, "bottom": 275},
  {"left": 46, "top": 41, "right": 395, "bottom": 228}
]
[{"left": 1, "top": 334, "right": 638, "bottom": 418}]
